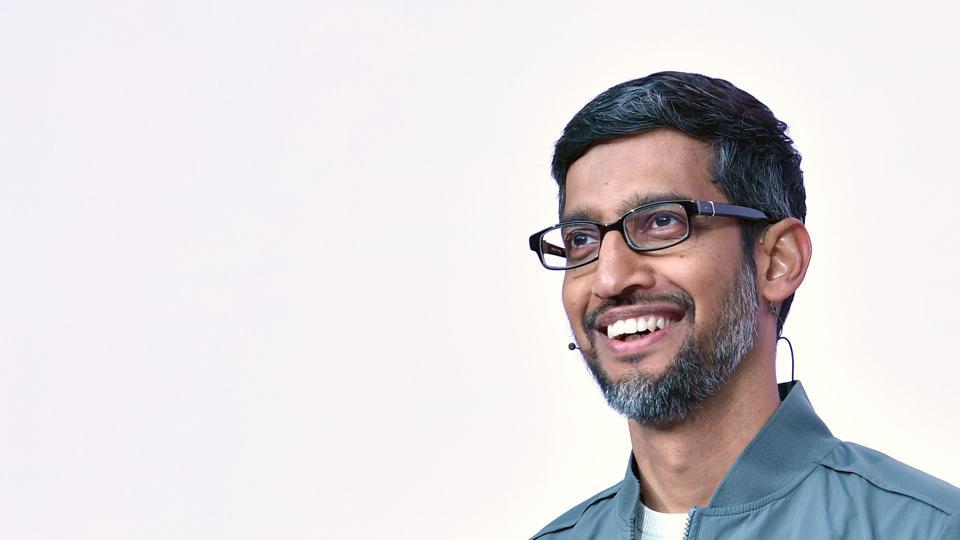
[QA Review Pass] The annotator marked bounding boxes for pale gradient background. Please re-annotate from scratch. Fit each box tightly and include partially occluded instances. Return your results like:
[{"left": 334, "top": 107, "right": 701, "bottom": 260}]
[{"left": 1, "top": 1, "right": 958, "bottom": 539}]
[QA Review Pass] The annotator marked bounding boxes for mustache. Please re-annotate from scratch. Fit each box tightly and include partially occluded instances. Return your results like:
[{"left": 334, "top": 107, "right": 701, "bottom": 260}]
[{"left": 583, "top": 290, "right": 696, "bottom": 333}]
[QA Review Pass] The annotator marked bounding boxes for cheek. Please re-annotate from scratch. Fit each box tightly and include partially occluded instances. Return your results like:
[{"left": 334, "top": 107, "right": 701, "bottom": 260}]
[
  {"left": 561, "top": 274, "right": 587, "bottom": 326},
  {"left": 678, "top": 250, "right": 742, "bottom": 327}
]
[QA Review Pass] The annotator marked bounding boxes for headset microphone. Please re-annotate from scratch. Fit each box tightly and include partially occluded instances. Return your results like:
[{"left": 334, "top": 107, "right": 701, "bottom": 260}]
[{"left": 568, "top": 343, "right": 580, "bottom": 351}]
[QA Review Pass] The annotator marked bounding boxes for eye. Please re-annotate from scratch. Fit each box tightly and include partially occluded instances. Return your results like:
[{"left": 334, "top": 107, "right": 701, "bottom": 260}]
[
  {"left": 564, "top": 228, "right": 600, "bottom": 249},
  {"left": 626, "top": 204, "right": 689, "bottom": 245},
  {"left": 650, "top": 212, "right": 681, "bottom": 229}
]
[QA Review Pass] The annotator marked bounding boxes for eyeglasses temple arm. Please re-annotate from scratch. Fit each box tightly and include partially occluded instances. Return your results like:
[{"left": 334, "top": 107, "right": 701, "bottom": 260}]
[
  {"left": 529, "top": 233, "right": 567, "bottom": 257},
  {"left": 700, "top": 201, "right": 771, "bottom": 222}
]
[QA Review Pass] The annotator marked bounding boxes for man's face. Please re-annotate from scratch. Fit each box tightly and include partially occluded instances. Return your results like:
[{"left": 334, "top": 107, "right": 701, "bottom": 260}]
[{"left": 561, "top": 129, "right": 759, "bottom": 424}]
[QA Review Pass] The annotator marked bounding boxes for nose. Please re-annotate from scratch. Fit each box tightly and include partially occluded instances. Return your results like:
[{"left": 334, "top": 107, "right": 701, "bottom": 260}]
[{"left": 591, "top": 230, "right": 656, "bottom": 299}]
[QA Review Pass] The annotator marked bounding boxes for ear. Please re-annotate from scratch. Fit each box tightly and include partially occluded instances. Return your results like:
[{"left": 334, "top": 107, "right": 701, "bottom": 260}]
[{"left": 757, "top": 218, "right": 812, "bottom": 304}]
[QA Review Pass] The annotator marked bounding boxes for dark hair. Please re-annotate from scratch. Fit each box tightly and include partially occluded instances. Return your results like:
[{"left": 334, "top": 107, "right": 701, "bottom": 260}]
[{"left": 552, "top": 71, "right": 805, "bottom": 334}]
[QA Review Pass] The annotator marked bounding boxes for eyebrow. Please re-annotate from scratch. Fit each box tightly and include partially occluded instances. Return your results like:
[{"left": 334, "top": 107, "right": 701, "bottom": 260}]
[{"left": 561, "top": 191, "right": 693, "bottom": 224}]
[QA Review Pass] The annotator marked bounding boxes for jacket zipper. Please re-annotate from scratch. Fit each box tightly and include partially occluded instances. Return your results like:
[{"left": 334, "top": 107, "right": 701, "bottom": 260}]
[{"left": 682, "top": 507, "right": 697, "bottom": 539}]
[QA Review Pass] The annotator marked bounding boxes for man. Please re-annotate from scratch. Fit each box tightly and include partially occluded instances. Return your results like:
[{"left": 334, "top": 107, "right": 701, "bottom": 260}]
[{"left": 528, "top": 72, "right": 960, "bottom": 539}]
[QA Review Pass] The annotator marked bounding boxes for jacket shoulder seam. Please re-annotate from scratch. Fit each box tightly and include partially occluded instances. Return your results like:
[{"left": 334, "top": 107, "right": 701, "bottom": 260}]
[
  {"left": 817, "top": 445, "right": 960, "bottom": 515},
  {"left": 820, "top": 462, "right": 955, "bottom": 513},
  {"left": 531, "top": 483, "right": 621, "bottom": 539}
]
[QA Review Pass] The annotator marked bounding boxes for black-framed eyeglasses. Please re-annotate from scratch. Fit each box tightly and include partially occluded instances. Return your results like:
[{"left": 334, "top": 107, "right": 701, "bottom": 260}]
[{"left": 528, "top": 200, "right": 772, "bottom": 270}]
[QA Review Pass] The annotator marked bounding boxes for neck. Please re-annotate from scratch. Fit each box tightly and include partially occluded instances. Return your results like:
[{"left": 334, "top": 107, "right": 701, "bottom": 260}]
[{"left": 628, "top": 342, "right": 780, "bottom": 513}]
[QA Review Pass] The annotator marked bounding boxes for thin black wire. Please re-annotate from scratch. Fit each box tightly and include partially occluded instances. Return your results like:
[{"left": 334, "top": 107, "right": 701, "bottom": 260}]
[
  {"left": 772, "top": 305, "right": 796, "bottom": 382},
  {"left": 778, "top": 335, "right": 795, "bottom": 382}
]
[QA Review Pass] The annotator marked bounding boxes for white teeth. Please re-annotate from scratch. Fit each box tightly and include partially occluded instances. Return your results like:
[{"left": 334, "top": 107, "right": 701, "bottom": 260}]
[
  {"left": 612, "top": 319, "right": 625, "bottom": 338},
  {"left": 606, "top": 316, "right": 677, "bottom": 339}
]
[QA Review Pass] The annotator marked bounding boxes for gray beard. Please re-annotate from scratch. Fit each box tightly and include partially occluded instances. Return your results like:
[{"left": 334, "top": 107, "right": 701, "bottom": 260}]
[{"left": 581, "top": 260, "right": 759, "bottom": 426}]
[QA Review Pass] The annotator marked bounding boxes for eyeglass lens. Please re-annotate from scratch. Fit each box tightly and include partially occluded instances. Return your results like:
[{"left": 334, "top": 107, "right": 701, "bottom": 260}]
[{"left": 539, "top": 202, "right": 691, "bottom": 269}]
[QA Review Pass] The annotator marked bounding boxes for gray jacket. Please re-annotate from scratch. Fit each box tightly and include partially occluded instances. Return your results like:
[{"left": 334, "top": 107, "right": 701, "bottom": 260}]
[{"left": 532, "top": 382, "right": 960, "bottom": 539}]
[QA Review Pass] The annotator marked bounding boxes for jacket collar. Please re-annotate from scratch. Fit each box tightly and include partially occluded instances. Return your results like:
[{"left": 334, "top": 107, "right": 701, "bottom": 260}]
[{"left": 616, "top": 380, "right": 839, "bottom": 520}]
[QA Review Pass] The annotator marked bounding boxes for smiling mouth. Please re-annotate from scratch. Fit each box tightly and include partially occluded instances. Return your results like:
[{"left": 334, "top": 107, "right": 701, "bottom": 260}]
[{"left": 601, "top": 314, "right": 681, "bottom": 341}]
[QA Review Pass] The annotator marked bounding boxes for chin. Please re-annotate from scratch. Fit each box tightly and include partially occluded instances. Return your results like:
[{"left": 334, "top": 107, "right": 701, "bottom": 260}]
[{"left": 603, "top": 354, "right": 670, "bottom": 382}]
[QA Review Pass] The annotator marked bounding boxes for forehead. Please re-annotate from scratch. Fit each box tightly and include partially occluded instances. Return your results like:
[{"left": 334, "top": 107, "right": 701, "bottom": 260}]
[{"left": 563, "top": 129, "right": 724, "bottom": 221}]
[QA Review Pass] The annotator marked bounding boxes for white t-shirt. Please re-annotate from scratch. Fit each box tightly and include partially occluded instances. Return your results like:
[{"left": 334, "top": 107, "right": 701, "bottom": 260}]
[{"left": 638, "top": 502, "right": 689, "bottom": 540}]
